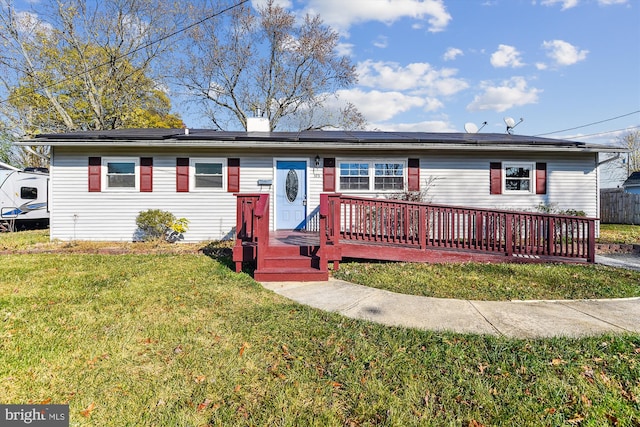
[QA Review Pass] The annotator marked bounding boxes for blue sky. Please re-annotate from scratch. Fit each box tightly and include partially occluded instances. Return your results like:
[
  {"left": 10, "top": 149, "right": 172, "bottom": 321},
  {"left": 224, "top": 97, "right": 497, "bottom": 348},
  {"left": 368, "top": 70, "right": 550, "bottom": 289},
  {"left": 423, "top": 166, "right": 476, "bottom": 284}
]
[
  {"left": 12, "top": 0, "right": 640, "bottom": 146},
  {"left": 278, "top": 0, "right": 639, "bottom": 145}
]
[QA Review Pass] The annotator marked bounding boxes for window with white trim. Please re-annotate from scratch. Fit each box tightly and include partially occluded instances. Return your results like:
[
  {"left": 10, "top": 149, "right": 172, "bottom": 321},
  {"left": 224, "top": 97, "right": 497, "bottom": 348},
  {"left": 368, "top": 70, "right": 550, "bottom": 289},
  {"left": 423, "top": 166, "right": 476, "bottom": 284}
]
[
  {"left": 103, "top": 157, "right": 139, "bottom": 190},
  {"left": 190, "top": 158, "right": 226, "bottom": 191},
  {"left": 374, "top": 163, "right": 404, "bottom": 190},
  {"left": 339, "top": 162, "right": 369, "bottom": 190},
  {"left": 504, "top": 162, "right": 534, "bottom": 193},
  {"left": 338, "top": 161, "right": 405, "bottom": 191}
]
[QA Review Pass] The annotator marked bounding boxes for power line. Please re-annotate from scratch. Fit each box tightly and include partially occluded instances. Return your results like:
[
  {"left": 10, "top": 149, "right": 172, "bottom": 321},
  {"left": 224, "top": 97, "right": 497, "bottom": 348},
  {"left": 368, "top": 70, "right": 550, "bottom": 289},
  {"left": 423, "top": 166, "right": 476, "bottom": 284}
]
[
  {"left": 574, "top": 125, "right": 640, "bottom": 140},
  {"left": 534, "top": 110, "right": 640, "bottom": 136},
  {"left": 0, "top": 0, "right": 249, "bottom": 106}
]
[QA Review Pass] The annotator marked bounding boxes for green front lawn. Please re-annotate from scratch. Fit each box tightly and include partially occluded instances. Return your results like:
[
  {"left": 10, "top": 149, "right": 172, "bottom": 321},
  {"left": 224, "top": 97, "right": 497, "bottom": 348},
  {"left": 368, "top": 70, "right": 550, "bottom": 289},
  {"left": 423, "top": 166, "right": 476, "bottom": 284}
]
[
  {"left": 331, "top": 223, "right": 640, "bottom": 301},
  {"left": 599, "top": 224, "right": 640, "bottom": 245},
  {"left": 1, "top": 251, "right": 639, "bottom": 426},
  {"left": 332, "top": 261, "right": 640, "bottom": 301},
  {"left": 1, "top": 229, "right": 639, "bottom": 425}
]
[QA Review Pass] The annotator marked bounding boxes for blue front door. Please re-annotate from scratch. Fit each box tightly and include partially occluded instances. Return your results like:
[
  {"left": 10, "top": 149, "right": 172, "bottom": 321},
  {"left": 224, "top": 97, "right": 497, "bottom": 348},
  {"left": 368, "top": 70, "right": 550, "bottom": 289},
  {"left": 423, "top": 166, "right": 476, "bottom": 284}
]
[{"left": 276, "top": 161, "right": 306, "bottom": 230}]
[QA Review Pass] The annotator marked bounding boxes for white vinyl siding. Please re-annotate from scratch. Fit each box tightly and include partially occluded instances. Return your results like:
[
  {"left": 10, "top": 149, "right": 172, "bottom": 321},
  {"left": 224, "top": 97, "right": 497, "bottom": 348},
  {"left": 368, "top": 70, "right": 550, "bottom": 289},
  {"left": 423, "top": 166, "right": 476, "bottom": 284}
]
[
  {"left": 48, "top": 148, "right": 599, "bottom": 243},
  {"left": 49, "top": 150, "right": 245, "bottom": 242},
  {"left": 421, "top": 152, "right": 598, "bottom": 217}
]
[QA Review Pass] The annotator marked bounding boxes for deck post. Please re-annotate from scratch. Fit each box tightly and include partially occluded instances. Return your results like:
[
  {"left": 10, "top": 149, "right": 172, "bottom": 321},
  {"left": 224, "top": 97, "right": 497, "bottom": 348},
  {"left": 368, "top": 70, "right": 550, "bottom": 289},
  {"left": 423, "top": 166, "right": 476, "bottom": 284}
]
[
  {"left": 319, "top": 194, "right": 328, "bottom": 270},
  {"left": 403, "top": 203, "right": 410, "bottom": 243},
  {"left": 505, "top": 214, "right": 513, "bottom": 257},
  {"left": 419, "top": 205, "right": 427, "bottom": 249},
  {"left": 254, "top": 194, "right": 270, "bottom": 271},
  {"left": 547, "top": 218, "right": 555, "bottom": 256},
  {"left": 475, "top": 213, "right": 484, "bottom": 250},
  {"left": 233, "top": 194, "right": 266, "bottom": 272},
  {"left": 329, "top": 193, "right": 343, "bottom": 269},
  {"left": 587, "top": 219, "right": 596, "bottom": 263}
]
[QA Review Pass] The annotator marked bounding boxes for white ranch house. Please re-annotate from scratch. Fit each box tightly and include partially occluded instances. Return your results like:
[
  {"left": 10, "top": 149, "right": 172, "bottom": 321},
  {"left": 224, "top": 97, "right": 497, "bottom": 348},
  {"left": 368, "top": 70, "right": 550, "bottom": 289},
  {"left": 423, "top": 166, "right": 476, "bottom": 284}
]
[{"left": 21, "top": 128, "right": 621, "bottom": 243}]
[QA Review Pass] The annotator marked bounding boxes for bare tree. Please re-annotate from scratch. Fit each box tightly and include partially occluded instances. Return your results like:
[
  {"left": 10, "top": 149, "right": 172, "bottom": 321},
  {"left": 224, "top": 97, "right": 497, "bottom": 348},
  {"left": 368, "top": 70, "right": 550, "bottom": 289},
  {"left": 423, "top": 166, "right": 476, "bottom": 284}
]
[
  {"left": 620, "top": 130, "right": 640, "bottom": 175},
  {"left": 176, "top": 0, "right": 361, "bottom": 131},
  {"left": 0, "top": 0, "right": 185, "bottom": 135}
]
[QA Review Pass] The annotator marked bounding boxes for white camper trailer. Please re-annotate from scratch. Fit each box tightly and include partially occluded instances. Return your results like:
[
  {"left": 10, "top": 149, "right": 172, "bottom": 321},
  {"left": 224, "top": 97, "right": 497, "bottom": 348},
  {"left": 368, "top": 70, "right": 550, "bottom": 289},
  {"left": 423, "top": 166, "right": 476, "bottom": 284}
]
[{"left": 0, "top": 167, "right": 49, "bottom": 230}]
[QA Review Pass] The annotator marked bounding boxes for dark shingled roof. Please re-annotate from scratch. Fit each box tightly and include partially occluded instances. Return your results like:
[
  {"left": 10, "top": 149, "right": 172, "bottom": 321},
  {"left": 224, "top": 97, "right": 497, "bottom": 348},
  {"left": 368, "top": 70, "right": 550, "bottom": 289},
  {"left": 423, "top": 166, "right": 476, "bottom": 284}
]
[
  {"left": 24, "top": 128, "right": 623, "bottom": 152},
  {"left": 34, "top": 128, "right": 582, "bottom": 144},
  {"left": 623, "top": 171, "right": 640, "bottom": 187}
]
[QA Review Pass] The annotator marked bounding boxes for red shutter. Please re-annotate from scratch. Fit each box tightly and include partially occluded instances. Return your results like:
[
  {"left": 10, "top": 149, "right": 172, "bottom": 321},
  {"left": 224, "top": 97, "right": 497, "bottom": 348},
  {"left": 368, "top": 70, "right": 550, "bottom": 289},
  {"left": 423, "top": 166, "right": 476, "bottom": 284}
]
[
  {"left": 88, "top": 157, "right": 101, "bottom": 192},
  {"left": 228, "top": 158, "right": 240, "bottom": 193},
  {"left": 490, "top": 162, "right": 502, "bottom": 195},
  {"left": 176, "top": 157, "right": 189, "bottom": 192},
  {"left": 536, "top": 162, "right": 547, "bottom": 195},
  {"left": 140, "top": 157, "right": 153, "bottom": 192},
  {"left": 408, "top": 158, "right": 420, "bottom": 191},
  {"left": 323, "top": 158, "right": 336, "bottom": 192}
]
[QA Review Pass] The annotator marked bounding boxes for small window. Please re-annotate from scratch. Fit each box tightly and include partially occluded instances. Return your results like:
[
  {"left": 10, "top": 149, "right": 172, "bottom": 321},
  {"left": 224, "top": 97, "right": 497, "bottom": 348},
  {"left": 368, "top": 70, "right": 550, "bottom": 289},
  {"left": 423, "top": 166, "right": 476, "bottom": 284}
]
[
  {"left": 103, "top": 158, "right": 139, "bottom": 190},
  {"left": 374, "top": 163, "right": 404, "bottom": 190},
  {"left": 339, "top": 163, "right": 370, "bottom": 190},
  {"left": 21, "top": 187, "right": 38, "bottom": 199},
  {"left": 504, "top": 163, "right": 533, "bottom": 193},
  {"left": 190, "top": 158, "right": 226, "bottom": 191}
]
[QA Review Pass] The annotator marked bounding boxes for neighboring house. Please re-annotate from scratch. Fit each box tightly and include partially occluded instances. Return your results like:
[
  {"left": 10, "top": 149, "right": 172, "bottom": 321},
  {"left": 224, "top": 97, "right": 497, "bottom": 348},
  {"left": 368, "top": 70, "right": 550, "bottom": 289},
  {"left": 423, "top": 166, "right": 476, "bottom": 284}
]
[
  {"left": 20, "top": 127, "right": 622, "bottom": 242},
  {"left": 622, "top": 171, "right": 640, "bottom": 194}
]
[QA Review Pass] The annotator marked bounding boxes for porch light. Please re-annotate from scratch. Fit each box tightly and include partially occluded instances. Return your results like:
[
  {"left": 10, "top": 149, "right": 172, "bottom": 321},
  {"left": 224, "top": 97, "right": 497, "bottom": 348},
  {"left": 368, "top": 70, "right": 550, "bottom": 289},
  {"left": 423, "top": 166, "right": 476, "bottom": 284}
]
[{"left": 315, "top": 155, "right": 321, "bottom": 168}]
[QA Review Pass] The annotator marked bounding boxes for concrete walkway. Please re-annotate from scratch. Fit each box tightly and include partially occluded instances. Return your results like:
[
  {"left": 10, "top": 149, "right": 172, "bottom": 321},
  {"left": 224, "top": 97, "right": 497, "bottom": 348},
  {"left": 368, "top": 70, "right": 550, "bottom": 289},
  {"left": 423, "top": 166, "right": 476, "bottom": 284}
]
[{"left": 261, "top": 254, "right": 640, "bottom": 339}]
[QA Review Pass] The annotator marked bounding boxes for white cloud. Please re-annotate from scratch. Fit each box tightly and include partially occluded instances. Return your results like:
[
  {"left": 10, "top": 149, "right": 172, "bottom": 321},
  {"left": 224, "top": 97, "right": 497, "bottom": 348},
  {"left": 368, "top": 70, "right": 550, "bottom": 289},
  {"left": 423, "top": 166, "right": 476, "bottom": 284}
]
[
  {"left": 302, "top": 0, "right": 451, "bottom": 34},
  {"left": 373, "top": 35, "right": 388, "bottom": 49},
  {"left": 490, "top": 44, "right": 524, "bottom": 68},
  {"left": 371, "top": 120, "right": 456, "bottom": 132},
  {"left": 540, "top": 0, "right": 628, "bottom": 7},
  {"left": 542, "top": 39, "right": 588, "bottom": 66},
  {"left": 336, "top": 88, "right": 429, "bottom": 122},
  {"left": 335, "top": 42, "right": 354, "bottom": 57},
  {"left": 251, "top": 0, "right": 293, "bottom": 9},
  {"left": 443, "top": 47, "right": 463, "bottom": 61},
  {"left": 467, "top": 77, "right": 541, "bottom": 112},
  {"left": 540, "top": 0, "right": 629, "bottom": 10},
  {"left": 541, "top": 0, "right": 579, "bottom": 10},
  {"left": 356, "top": 60, "right": 468, "bottom": 96}
]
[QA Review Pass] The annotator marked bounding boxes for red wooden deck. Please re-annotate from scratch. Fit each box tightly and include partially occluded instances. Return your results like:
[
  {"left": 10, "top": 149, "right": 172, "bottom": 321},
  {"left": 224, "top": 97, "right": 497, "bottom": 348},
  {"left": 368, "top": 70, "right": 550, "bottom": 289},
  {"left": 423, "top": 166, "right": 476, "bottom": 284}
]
[{"left": 232, "top": 193, "right": 597, "bottom": 281}]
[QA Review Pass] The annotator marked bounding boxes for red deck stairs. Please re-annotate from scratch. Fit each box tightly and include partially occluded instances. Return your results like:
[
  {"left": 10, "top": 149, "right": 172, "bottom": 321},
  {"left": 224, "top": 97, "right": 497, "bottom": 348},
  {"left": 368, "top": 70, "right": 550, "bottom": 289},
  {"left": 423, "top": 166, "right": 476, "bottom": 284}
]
[
  {"left": 232, "top": 194, "right": 329, "bottom": 282},
  {"left": 252, "top": 239, "right": 327, "bottom": 282}
]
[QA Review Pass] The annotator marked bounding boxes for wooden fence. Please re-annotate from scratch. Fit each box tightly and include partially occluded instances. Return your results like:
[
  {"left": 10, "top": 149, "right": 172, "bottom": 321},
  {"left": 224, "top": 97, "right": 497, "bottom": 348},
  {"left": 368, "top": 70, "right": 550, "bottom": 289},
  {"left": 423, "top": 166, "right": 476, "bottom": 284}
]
[{"left": 600, "top": 189, "right": 640, "bottom": 225}]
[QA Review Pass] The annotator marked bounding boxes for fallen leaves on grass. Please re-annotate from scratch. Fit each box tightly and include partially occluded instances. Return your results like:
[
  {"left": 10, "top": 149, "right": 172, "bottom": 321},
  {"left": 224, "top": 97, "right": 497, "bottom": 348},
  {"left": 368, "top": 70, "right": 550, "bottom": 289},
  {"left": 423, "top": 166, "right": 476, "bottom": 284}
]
[
  {"left": 80, "top": 402, "right": 96, "bottom": 418},
  {"left": 197, "top": 399, "right": 212, "bottom": 412},
  {"left": 239, "top": 342, "right": 248, "bottom": 356},
  {"left": 568, "top": 414, "right": 585, "bottom": 424}
]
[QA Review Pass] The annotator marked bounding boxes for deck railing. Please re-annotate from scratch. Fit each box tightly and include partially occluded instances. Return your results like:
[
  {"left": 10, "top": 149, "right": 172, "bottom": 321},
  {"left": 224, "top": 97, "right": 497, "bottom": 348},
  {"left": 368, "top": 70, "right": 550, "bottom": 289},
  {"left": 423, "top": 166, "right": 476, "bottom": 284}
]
[
  {"left": 320, "top": 194, "right": 596, "bottom": 262},
  {"left": 233, "top": 193, "right": 270, "bottom": 272}
]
